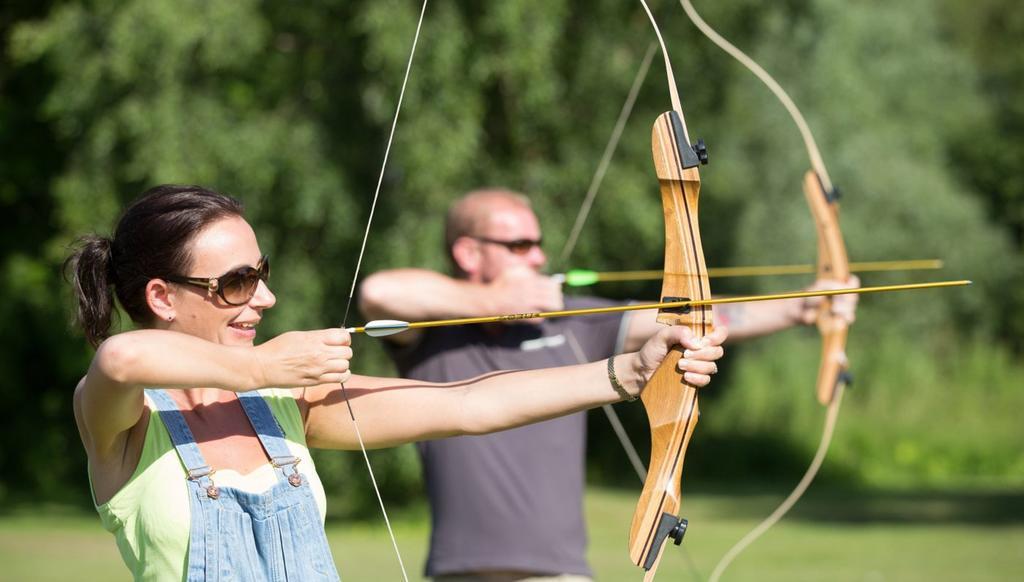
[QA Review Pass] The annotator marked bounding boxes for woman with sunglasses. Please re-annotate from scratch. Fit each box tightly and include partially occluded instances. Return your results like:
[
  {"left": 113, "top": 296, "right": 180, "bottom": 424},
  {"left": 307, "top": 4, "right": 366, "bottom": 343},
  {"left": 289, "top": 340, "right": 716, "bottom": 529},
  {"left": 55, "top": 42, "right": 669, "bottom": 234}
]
[{"left": 65, "top": 184, "right": 726, "bottom": 581}]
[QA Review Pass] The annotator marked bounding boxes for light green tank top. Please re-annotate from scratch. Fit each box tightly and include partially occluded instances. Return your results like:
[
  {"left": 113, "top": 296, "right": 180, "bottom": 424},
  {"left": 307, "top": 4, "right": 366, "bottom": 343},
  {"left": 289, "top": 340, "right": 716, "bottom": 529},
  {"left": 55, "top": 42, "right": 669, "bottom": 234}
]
[{"left": 90, "top": 389, "right": 328, "bottom": 581}]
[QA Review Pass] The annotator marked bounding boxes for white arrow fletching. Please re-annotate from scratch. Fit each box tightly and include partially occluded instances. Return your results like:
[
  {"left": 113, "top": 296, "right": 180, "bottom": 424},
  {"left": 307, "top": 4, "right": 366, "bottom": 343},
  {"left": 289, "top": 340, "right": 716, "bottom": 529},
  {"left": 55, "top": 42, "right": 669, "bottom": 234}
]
[{"left": 360, "top": 319, "right": 411, "bottom": 337}]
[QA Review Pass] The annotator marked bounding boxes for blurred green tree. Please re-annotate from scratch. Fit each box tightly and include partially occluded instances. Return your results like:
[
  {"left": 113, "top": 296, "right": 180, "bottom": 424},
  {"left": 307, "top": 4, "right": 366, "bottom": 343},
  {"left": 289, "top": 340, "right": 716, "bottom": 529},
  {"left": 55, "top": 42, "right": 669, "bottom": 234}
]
[
  {"left": 941, "top": 0, "right": 1024, "bottom": 350},
  {"left": 1, "top": 0, "right": 1019, "bottom": 513}
]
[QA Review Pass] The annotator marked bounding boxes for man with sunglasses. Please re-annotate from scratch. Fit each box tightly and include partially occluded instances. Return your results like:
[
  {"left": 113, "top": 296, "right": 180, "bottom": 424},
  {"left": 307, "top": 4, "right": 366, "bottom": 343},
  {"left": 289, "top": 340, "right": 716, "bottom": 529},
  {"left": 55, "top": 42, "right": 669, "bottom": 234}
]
[{"left": 359, "top": 188, "right": 857, "bottom": 582}]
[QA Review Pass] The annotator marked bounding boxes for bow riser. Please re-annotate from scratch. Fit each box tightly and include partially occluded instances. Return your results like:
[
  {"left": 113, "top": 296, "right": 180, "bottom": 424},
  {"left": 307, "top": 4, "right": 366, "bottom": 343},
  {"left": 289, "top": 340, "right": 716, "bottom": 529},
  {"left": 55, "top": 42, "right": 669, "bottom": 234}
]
[
  {"left": 628, "top": 111, "right": 713, "bottom": 575},
  {"left": 803, "top": 170, "right": 852, "bottom": 405}
]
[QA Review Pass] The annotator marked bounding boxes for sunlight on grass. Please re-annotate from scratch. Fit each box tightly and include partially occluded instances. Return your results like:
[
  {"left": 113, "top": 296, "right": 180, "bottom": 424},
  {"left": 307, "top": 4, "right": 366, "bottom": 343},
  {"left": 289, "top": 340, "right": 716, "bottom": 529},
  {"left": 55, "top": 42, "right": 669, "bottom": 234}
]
[{"left": 1, "top": 488, "right": 1021, "bottom": 581}]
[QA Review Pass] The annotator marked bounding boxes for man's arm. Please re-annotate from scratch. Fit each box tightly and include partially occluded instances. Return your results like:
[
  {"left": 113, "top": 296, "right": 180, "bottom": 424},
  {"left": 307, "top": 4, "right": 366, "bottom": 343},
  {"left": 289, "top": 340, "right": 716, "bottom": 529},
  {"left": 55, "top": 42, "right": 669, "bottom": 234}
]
[
  {"left": 358, "top": 267, "right": 563, "bottom": 346},
  {"left": 621, "top": 276, "right": 860, "bottom": 351}
]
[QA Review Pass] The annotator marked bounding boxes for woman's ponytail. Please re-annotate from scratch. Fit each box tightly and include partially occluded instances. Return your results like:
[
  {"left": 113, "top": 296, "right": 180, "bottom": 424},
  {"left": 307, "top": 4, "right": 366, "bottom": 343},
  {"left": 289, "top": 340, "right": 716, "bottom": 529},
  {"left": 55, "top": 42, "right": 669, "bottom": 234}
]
[{"left": 64, "top": 235, "right": 118, "bottom": 347}]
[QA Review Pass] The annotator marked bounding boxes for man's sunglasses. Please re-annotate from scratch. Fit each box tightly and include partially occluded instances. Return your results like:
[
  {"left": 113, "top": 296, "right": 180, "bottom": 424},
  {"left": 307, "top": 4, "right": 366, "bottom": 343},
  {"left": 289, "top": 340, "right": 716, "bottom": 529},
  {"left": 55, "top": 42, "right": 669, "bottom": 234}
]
[
  {"left": 165, "top": 255, "right": 270, "bottom": 306},
  {"left": 472, "top": 236, "right": 543, "bottom": 256}
]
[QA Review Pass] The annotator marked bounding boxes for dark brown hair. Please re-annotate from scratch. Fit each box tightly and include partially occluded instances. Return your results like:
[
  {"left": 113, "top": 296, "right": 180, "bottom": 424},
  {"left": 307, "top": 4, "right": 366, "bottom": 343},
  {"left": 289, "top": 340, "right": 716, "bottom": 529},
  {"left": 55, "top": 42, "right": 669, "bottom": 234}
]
[{"left": 64, "top": 185, "right": 245, "bottom": 346}]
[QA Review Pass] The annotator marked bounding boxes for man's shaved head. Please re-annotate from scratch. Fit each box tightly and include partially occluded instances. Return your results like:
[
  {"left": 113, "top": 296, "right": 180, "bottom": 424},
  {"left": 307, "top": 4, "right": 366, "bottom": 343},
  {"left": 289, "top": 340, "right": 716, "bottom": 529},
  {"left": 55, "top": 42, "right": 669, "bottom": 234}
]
[
  {"left": 445, "top": 189, "right": 532, "bottom": 246},
  {"left": 445, "top": 189, "right": 535, "bottom": 275}
]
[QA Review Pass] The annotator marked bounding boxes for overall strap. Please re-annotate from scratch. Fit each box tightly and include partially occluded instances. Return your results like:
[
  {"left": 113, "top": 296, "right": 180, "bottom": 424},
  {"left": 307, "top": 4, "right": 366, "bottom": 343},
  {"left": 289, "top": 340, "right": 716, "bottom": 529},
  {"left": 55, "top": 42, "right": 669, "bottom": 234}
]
[
  {"left": 144, "top": 389, "right": 215, "bottom": 486},
  {"left": 236, "top": 391, "right": 303, "bottom": 485}
]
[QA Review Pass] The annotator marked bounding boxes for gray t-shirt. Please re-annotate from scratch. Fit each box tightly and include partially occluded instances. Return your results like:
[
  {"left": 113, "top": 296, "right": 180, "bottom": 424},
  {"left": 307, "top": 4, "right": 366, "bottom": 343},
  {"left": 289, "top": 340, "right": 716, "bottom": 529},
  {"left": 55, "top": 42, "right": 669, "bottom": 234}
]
[{"left": 388, "top": 297, "right": 628, "bottom": 577}]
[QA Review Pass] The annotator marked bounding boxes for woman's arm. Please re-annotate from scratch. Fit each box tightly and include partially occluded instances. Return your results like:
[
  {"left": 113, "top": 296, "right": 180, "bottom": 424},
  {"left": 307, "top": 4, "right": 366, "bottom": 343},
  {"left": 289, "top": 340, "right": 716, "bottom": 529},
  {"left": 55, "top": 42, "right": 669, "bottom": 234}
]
[
  {"left": 304, "top": 325, "right": 727, "bottom": 450},
  {"left": 77, "top": 328, "right": 353, "bottom": 461}
]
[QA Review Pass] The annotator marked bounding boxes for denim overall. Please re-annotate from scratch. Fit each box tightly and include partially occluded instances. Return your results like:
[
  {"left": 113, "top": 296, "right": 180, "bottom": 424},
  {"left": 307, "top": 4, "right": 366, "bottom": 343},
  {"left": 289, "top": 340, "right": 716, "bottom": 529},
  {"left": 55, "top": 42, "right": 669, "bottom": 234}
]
[{"left": 147, "top": 389, "right": 341, "bottom": 581}]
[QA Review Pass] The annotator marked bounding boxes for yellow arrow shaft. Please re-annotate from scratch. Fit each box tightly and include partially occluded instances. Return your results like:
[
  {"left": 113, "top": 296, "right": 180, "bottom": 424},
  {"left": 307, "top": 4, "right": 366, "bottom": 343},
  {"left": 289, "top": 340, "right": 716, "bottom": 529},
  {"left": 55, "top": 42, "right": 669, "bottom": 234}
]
[{"left": 349, "top": 279, "right": 970, "bottom": 334}]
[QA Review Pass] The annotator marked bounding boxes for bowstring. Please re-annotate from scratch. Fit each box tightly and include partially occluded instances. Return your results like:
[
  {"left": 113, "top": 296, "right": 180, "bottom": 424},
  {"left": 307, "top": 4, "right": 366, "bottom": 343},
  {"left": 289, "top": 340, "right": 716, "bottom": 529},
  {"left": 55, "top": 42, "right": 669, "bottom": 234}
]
[
  {"left": 709, "top": 385, "right": 845, "bottom": 581},
  {"left": 558, "top": 42, "right": 657, "bottom": 267},
  {"left": 556, "top": 42, "right": 655, "bottom": 489},
  {"left": 565, "top": 330, "right": 647, "bottom": 483},
  {"left": 337, "top": 2, "right": 429, "bottom": 580}
]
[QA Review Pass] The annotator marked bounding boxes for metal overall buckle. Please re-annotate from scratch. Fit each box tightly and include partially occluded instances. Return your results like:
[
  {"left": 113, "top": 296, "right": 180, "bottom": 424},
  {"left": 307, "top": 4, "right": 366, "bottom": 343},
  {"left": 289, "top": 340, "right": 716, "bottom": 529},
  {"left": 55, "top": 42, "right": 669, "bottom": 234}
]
[
  {"left": 187, "top": 465, "right": 220, "bottom": 499},
  {"left": 272, "top": 456, "right": 303, "bottom": 487}
]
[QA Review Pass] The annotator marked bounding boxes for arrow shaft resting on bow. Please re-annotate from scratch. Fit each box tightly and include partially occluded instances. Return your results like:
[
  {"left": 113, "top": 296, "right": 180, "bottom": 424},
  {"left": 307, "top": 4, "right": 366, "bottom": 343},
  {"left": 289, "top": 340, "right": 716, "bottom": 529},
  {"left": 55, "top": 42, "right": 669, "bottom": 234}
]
[
  {"left": 557, "top": 258, "right": 943, "bottom": 285},
  {"left": 347, "top": 280, "right": 970, "bottom": 337}
]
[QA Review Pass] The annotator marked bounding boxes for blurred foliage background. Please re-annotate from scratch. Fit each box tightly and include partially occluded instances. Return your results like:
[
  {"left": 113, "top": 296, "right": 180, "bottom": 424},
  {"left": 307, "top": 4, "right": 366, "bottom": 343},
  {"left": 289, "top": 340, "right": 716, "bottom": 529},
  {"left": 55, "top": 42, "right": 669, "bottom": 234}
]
[{"left": 1, "top": 0, "right": 1021, "bottom": 518}]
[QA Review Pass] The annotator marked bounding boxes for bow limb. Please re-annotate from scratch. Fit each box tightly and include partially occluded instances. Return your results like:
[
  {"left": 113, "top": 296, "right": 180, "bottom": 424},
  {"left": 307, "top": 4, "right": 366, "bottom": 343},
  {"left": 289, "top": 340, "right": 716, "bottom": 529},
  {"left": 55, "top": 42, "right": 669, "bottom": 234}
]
[
  {"left": 627, "top": 111, "right": 712, "bottom": 578},
  {"left": 803, "top": 171, "right": 852, "bottom": 405}
]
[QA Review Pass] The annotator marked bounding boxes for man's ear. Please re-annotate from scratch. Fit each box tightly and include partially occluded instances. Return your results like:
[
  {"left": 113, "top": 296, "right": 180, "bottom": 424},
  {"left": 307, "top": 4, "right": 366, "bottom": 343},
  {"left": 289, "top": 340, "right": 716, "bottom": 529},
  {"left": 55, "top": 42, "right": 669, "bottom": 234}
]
[
  {"left": 146, "top": 279, "right": 177, "bottom": 323},
  {"left": 451, "top": 236, "right": 481, "bottom": 277}
]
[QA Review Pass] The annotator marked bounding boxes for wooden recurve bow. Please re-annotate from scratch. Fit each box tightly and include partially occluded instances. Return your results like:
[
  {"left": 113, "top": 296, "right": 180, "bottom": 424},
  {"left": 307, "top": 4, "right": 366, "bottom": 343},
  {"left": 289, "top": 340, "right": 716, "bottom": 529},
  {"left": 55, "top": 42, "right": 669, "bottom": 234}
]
[
  {"left": 804, "top": 170, "right": 852, "bottom": 405},
  {"left": 631, "top": 3, "right": 712, "bottom": 578},
  {"left": 677, "top": 2, "right": 853, "bottom": 579}
]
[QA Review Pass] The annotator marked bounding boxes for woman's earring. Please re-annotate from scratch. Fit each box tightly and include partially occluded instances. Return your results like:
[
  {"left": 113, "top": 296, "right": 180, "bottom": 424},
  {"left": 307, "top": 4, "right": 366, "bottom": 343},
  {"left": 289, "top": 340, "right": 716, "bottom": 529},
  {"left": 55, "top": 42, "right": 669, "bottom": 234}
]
[{"left": 167, "top": 315, "right": 175, "bottom": 322}]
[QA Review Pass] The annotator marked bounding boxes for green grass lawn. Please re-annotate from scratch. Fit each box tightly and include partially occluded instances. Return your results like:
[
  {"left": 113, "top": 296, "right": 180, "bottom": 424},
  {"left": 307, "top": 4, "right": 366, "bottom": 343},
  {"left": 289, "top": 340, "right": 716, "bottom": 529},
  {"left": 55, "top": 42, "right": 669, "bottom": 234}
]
[{"left": 1, "top": 487, "right": 1021, "bottom": 581}]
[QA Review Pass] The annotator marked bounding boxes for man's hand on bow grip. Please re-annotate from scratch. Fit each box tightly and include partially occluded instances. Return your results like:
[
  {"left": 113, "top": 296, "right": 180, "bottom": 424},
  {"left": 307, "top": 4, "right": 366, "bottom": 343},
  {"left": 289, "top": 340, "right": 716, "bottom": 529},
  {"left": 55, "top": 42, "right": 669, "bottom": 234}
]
[
  {"left": 633, "top": 326, "right": 728, "bottom": 392},
  {"left": 252, "top": 328, "right": 353, "bottom": 388},
  {"left": 796, "top": 275, "right": 861, "bottom": 325}
]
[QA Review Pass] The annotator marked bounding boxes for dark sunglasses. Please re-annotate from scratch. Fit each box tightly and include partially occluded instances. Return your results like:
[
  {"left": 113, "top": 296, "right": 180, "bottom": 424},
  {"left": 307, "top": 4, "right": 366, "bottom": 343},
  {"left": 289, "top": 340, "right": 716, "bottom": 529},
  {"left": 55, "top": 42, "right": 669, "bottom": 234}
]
[
  {"left": 165, "top": 255, "right": 270, "bottom": 306},
  {"left": 472, "top": 236, "right": 543, "bottom": 256}
]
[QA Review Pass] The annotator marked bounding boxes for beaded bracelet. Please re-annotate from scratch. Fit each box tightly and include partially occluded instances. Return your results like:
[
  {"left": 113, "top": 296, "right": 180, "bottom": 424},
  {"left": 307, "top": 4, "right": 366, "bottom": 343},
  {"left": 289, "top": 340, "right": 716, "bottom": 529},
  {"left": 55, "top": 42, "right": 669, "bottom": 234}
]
[{"left": 607, "top": 355, "right": 637, "bottom": 402}]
